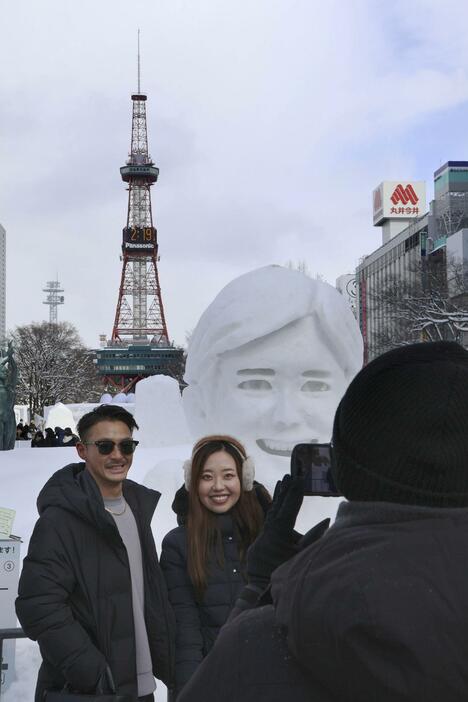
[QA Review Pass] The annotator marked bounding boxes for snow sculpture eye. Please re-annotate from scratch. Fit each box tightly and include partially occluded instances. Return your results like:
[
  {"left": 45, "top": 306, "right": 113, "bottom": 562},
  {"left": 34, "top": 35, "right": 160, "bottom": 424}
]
[
  {"left": 237, "top": 379, "right": 272, "bottom": 391},
  {"left": 301, "top": 380, "right": 330, "bottom": 392}
]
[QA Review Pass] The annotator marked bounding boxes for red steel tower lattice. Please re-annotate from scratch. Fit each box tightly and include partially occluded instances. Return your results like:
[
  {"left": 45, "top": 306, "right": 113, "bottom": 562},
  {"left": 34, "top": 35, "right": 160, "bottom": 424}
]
[{"left": 111, "top": 84, "right": 169, "bottom": 344}]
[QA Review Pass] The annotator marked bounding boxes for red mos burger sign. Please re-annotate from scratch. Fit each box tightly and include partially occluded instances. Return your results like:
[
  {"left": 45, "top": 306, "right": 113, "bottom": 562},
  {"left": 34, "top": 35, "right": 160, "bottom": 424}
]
[{"left": 373, "top": 181, "right": 426, "bottom": 226}]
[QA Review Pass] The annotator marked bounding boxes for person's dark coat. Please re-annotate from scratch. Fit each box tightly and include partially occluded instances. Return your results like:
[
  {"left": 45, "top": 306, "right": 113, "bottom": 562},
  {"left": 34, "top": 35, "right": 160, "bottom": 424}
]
[
  {"left": 179, "top": 501, "right": 468, "bottom": 702},
  {"left": 20, "top": 424, "right": 31, "bottom": 440},
  {"left": 31, "top": 431, "right": 45, "bottom": 448},
  {"left": 61, "top": 429, "right": 78, "bottom": 446},
  {"left": 43, "top": 427, "right": 58, "bottom": 447},
  {"left": 160, "top": 484, "right": 269, "bottom": 696},
  {"left": 55, "top": 426, "right": 65, "bottom": 445},
  {"left": 62, "top": 435, "right": 78, "bottom": 446},
  {"left": 16, "top": 462, "right": 175, "bottom": 702}
]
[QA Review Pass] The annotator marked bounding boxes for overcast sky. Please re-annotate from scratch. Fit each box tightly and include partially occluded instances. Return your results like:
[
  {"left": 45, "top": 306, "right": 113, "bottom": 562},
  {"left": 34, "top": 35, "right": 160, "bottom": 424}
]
[{"left": 2, "top": 0, "right": 468, "bottom": 347}]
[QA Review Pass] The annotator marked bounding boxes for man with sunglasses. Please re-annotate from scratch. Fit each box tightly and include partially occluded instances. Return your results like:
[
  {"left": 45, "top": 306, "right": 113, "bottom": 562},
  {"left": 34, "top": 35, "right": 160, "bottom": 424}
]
[{"left": 16, "top": 404, "right": 175, "bottom": 702}]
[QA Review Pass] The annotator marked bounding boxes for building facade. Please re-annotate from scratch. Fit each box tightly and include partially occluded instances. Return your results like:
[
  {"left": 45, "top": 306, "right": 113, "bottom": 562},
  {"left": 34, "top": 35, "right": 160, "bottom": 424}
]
[
  {"left": 357, "top": 215, "right": 430, "bottom": 361},
  {"left": 433, "top": 161, "right": 468, "bottom": 240},
  {"left": 357, "top": 164, "right": 468, "bottom": 362}
]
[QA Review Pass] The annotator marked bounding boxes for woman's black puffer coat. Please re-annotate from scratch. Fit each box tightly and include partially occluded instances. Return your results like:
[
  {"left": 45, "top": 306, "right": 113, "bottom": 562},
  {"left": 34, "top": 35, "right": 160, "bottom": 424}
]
[{"left": 160, "top": 484, "right": 269, "bottom": 696}]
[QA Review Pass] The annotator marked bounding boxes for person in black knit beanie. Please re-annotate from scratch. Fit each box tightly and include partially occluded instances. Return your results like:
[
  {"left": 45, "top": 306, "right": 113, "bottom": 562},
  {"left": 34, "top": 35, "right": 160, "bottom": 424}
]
[
  {"left": 178, "top": 341, "right": 468, "bottom": 702},
  {"left": 332, "top": 340, "right": 468, "bottom": 506}
]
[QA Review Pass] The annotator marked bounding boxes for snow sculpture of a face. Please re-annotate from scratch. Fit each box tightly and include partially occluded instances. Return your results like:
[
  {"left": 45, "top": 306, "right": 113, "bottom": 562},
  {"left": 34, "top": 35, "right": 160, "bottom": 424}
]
[{"left": 183, "top": 265, "right": 363, "bottom": 477}]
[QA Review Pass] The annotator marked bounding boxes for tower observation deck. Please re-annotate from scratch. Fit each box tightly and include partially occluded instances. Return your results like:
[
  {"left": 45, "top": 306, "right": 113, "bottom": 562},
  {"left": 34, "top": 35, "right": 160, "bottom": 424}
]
[{"left": 96, "top": 45, "right": 183, "bottom": 392}]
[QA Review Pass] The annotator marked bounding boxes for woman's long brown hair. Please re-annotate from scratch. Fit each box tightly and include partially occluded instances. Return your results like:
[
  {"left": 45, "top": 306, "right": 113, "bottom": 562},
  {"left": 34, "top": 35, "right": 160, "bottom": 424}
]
[{"left": 186, "top": 436, "right": 268, "bottom": 600}]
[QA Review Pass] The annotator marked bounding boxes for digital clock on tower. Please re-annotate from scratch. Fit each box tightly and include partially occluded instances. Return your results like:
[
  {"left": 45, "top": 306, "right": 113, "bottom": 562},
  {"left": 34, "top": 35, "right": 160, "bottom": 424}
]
[{"left": 122, "top": 226, "right": 156, "bottom": 247}]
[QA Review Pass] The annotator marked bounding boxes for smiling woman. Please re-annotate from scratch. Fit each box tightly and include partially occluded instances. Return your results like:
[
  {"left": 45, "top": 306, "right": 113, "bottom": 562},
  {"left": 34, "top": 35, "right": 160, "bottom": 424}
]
[
  {"left": 160, "top": 435, "right": 271, "bottom": 699},
  {"left": 197, "top": 450, "right": 241, "bottom": 512}
]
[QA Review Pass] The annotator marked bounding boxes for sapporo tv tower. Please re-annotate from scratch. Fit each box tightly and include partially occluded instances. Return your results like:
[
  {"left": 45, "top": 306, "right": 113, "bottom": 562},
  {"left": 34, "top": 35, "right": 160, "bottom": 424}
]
[{"left": 96, "top": 35, "right": 183, "bottom": 392}]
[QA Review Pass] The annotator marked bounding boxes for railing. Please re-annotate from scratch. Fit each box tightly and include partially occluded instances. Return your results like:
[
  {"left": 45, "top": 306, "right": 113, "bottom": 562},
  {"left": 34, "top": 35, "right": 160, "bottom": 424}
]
[{"left": 0, "top": 628, "right": 26, "bottom": 699}]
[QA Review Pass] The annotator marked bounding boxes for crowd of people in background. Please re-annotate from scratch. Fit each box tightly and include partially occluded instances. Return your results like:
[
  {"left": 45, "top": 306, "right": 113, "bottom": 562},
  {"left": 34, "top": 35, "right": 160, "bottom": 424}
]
[{"left": 16, "top": 421, "right": 79, "bottom": 447}]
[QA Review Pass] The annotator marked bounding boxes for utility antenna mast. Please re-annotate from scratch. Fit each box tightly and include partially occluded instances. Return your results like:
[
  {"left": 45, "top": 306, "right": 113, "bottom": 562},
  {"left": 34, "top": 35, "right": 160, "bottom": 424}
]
[
  {"left": 111, "top": 30, "right": 169, "bottom": 344},
  {"left": 43, "top": 279, "right": 64, "bottom": 324},
  {"left": 138, "top": 27, "right": 141, "bottom": 93}
]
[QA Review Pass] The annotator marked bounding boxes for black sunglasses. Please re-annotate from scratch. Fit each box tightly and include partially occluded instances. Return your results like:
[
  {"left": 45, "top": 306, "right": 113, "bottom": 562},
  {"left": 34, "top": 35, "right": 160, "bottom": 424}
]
[{"left": 83, "top": 439, "right": 139, "bottom": 456}]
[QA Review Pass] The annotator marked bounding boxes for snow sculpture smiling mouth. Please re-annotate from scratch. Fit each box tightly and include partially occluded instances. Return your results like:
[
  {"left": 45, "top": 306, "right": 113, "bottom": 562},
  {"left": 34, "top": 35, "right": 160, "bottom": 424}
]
[{"left": 256, "top": 439, "right": 317, "bottom": 457}]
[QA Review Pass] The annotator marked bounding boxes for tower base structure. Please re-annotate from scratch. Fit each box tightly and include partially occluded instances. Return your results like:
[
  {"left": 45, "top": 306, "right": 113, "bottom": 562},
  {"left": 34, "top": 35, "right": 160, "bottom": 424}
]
[{"left": 95, "top": 342, "right": 185, "bottom": 393}]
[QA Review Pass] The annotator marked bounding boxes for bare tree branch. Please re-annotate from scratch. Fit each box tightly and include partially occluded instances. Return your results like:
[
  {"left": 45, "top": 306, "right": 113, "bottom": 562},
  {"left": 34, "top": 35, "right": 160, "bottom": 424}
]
[
  {"left": 10, "top": 322, "right": 102, "bottom": 415},
  {"left": 369, "top": 258, "right": 468, "bottom": 355}
]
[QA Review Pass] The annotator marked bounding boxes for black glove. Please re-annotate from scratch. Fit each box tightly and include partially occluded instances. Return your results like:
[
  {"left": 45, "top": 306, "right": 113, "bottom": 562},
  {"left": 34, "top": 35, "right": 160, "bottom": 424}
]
[
  {"left": 247, "top": 474, "right": 331, "bottom": 591},
  {"left": 246, "top": 474, "right": 305, "bottom": 590},
  {"left": 298, "top": 517, "right": 331, "bottom": 550}
]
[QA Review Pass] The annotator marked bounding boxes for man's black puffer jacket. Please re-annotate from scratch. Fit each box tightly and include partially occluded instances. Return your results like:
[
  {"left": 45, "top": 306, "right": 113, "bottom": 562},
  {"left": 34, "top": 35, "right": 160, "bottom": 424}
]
[
  {"left": 160, "top": 484, "right": 269, "bottom": 696},
  {"left": 16, "top": 463, "right": 176, "bottom": 702}
]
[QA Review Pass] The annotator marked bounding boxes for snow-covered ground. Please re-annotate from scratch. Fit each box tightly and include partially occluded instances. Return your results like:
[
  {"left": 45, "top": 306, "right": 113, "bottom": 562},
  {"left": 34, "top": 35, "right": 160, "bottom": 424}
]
[{"left": 1, "top": 445, "right": 341, "bottom": 701}]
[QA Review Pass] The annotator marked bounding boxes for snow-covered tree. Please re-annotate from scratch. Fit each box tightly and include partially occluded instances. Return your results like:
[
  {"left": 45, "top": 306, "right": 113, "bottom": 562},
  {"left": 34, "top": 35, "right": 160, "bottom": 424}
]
[
  {"left": 10, "top": 322, "right": 102, "bottom": 415},
  {"left": 371, "top": 258, "right": 468, "bottom": 356},
  {"left": 285, "top": 260, "right": 326, "bottom": 281}
]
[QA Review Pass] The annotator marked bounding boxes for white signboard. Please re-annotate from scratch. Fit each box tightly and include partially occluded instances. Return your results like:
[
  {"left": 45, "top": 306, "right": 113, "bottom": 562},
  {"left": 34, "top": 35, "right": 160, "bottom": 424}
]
[
  {"left": 373, "top": 181, "right": 426, "bottom": 226},
  {"left": 0, "top": 536, "right": 21, "bottom": 691},
  {"left": 0, "top": 508, "right": 15, "bottom": 538}
]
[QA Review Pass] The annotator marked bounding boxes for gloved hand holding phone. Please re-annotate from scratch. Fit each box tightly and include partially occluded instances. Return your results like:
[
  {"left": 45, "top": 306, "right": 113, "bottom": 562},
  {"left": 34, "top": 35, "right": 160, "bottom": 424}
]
[{"left": 246, "top": 474, "right": 330, "bottom": 592}]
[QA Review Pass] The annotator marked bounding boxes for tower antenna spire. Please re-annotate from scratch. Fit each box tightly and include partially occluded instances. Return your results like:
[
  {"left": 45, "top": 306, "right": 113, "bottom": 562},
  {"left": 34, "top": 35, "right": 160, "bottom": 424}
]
[{"left": 137, "top": 28, "right": 141, "bottom": 93}]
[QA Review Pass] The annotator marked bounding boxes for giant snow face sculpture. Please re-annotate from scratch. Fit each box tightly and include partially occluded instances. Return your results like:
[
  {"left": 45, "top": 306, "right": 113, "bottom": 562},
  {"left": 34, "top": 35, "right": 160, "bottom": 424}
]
[{"left": 183, "top": 265, "right": 363, "bottom": 478}]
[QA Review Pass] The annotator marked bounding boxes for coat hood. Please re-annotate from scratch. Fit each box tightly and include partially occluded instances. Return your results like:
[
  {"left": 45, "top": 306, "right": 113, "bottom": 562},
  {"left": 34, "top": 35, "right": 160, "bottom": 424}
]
[
  {"left": 271, "top": 501, "right": 468, "bottom": 700},
  {"left": 37, "top": 462, "right": 161, "bottom": 532}
]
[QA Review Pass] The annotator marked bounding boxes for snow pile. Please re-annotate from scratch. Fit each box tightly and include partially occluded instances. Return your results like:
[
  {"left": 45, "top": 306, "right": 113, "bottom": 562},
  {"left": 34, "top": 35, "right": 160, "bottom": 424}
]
[
  {"left": 3, "top": 638, "right": 41, "bottom": 702},
  {"left": 134, "top": 375, "right": 190, "bottom": 447},
  {"left": 48, "top": 400, "right": 135, "bottom": 428},
  {"left": 44, "top": 402, "right": 77, "bottom": 433}
]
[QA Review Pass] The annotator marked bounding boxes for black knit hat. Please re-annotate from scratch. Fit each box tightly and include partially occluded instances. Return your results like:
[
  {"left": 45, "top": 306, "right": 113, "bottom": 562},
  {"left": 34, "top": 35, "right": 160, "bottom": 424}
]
[{"left": 332, "top": 341, "right": 468, "bottom": 507}]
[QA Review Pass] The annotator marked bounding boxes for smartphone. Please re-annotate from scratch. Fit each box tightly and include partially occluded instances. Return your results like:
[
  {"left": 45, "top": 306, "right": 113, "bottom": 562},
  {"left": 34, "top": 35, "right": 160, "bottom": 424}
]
[{"left": 290, "top": 443, "right": 341, "bottom": 496}]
